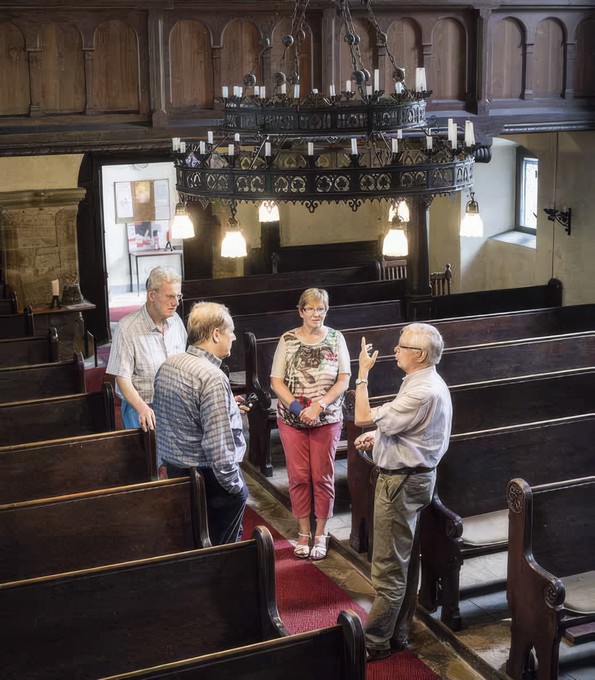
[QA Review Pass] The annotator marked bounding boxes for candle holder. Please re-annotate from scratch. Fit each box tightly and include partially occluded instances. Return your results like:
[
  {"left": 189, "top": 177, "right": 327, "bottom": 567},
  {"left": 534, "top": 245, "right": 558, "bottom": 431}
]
[{"left": 50, "top": 295, "right": 61, "bottom": 309}]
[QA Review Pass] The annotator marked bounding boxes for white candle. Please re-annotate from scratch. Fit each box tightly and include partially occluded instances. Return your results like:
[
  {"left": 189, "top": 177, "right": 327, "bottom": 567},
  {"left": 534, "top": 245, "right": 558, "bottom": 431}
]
[
  {"left": 391, "top": 138, "right": 398, "bottom": 153},
  {"left": 207, "top": 131, "right": 214, "bottom": 145},
  {"left": 280, "top": 84, "right": 287, "bottom": 94},
  {"left": 228, "top": 143, "right": 234, "bottom": 156},
  {"left": 261, "top": 86, "right": 266, "bottom": 99},
  {"left": 351, "top": 138, "right": 358, "bottom": 155},
  {"left": 51, "top": 279, "right": 60, "bottom": 297},
  {"left": 329, "top": 84, "right": 336, "bottom": 97},
  {"left": 234, "top": 133, "right": 240, "bottom": 143},
  {"left": 395, "top": 82, "right": 404, "bottom": 94},
  {"left": 366, "top": 85, "right": 373, "bottom": 96},
  {"left": 415, "top": 67, "right": 426, "bottom": 92},
  {"left": 294, "top": 84, "right": 300, "bottom": 98},
  {"left": 179, "top": 142, "right": 186, "bottom": 153},
  {"left": 171, "top": 137, "right": 180, "bottom": 151},
  {"left": 222, "top": 86, "right": 229, "bottom": 98},
  {"left": 465, "top": 120, "right": 475, "bottom": 146},
  {"left": 346, "top": 80, "right": 352, "bottom": 93},
  {"left": 374, "top": 69, "right": 380, "bottom": 92},
  {"left": 397, "top": 129, "right": 403, "bottom": 139},
  {"left": 307, "top": 142, "right": 314, "bottom": 156},
  {"left": 265, "top": 142, "right": 271, "bottom": 157},
  {"left": 426, "top": 135, "right": 433, "bottom": 150},
  {"left": 254, "top": 86, "right": 260, "bottom": 97},
  {"left": 238, "top": 86, "right": 243, "bottom": 97},
  {"left": 199, "top": 141, "right": 206, "bottom": 154},
  {"left": 312, "top": 88, "right": 318, "bottom": 94}
]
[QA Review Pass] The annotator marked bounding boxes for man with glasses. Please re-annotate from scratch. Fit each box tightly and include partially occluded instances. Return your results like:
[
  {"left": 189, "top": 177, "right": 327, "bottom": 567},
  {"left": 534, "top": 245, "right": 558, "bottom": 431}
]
[
  {"left": 107, "top": 266, "right": 187, "bottom": 430},
  {"left": 353, "top": 322, "right": 452, "bottom": 662}
]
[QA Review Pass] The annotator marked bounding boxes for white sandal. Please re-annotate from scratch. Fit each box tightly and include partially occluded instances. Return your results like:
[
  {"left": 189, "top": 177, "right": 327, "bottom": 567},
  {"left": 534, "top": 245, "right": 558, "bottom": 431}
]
[
  {"left": 310, "top": 534, "right": 330, "bottom": 561},
  {"left": 294, "top": 532, "right": 311, "bottom": 559}
]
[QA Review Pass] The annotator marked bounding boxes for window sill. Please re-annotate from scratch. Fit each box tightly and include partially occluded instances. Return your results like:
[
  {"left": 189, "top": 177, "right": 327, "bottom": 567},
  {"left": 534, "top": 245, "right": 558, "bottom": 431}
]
[{"left": 489, "top": 231, "right": 536, "bottom": 249}]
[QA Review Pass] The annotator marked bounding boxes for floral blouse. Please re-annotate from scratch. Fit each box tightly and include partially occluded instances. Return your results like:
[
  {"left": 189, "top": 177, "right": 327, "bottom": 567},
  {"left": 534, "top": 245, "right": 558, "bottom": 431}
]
[{"left": 270, "top": 327, "right": 351, "bottom": 429}]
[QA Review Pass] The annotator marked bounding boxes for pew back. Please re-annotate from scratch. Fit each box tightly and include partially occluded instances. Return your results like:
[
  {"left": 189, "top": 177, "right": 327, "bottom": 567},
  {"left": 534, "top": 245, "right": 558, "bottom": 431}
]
[
  {"left": 0, "top": 328, "right": 59, "bottom": 368},
  {"left": 0, "top": 382, "right": 115, "bottom": 446},
  {"left": 0, "top": 527, "right": 285, "bottom": 680},
  {"left": 0, "top": 427, "right": 154, "bottom": 504},
  {"left": 0, "top": 351, "right": 85, "bottom": 403},
  {"left": 0, "top": 473, "right": 210, "bottom": 582},
  {"left": 182, "top": 263, "right": 380, "bottom": 298},
  {"left": 0, "top": 307, "right": 34, "bottom": 339},
  {"left": 100, "top": 611, "right": 365, "bottom": 680}
]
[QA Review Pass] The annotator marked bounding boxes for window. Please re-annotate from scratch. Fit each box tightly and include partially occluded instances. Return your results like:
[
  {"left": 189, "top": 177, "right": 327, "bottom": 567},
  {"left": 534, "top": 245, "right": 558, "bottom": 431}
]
[{"left": 516, "top": 147, "right": 538, "bottom": 234}]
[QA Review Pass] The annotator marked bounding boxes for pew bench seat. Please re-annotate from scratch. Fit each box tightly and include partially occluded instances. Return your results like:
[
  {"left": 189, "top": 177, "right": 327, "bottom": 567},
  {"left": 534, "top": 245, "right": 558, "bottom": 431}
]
[{"left": 460, "top": 509, "right": 508, "bottom": 548}]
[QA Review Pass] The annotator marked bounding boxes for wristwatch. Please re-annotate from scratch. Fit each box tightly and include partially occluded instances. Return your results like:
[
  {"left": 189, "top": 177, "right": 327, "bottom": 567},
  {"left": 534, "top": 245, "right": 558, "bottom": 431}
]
[{"left": 355, "top": 378, "right": 368, "bottom": 386}]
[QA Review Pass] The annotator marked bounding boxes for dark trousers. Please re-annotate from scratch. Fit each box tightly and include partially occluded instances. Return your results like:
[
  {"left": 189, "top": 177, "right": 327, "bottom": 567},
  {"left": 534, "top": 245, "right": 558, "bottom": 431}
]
[{"left": 166, "top": 463, "right": 248, "bottom": 546}]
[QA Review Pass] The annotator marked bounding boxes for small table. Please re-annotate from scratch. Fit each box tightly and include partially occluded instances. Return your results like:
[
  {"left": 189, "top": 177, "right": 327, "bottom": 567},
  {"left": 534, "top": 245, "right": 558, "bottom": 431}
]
[{"left": 129, "top": 250, "right": 184, "bottom": 293}]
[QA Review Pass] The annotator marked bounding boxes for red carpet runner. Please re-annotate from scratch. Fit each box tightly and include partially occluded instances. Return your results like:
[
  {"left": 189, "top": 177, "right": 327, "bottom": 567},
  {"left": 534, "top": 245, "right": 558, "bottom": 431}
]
[{"left": 243, "top": 506, "right": 439, "bottom": 680}]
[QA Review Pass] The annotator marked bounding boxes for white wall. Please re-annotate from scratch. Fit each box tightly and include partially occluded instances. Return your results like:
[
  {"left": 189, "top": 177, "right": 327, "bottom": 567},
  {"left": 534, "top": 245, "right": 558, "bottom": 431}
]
[{"left": 101, "top": 162, "right": 181, "bottom": 294}]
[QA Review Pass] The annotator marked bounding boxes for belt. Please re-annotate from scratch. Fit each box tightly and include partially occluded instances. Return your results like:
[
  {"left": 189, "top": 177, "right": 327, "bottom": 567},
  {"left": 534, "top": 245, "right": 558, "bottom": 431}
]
[{"left": 376, "top": 466, "right": 434, "bottom": 476}]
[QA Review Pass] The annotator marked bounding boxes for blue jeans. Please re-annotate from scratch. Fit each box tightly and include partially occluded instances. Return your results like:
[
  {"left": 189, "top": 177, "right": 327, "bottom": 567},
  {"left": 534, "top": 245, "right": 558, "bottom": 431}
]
[
  {"left": 165, "top": 463, "right": 248, "bottom": 546},
  {"left": 365, "top": 471, "right": 436, "bottom": 651},
  {"left": 121, "top": 399, "right": 142, "bottom": 429}
]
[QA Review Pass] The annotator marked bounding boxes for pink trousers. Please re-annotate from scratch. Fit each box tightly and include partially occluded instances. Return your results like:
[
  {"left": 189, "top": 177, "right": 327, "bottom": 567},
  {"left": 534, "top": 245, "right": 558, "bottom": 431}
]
[{"left": 278, "top": 419, "right": 343, "bottom": 520}]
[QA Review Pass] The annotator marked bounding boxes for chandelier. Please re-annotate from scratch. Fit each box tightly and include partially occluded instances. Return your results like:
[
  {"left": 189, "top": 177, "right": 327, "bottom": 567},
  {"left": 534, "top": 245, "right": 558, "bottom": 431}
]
[{"left": 173, "top": 0, "right": 478, "bottom": 218}]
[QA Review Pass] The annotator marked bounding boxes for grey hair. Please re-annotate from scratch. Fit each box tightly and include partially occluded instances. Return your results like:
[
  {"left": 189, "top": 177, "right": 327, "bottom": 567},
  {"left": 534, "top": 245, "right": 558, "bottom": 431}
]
[
  {"left": 400, "top": 322, "right": 444, "bottom": 365},
  {"left": 297, "top": 287, "right": 329, "bottom": 311},
  {"left": 187, "top": 301, "right": 233, "bottom": 345},
  {"left": 146, "top": 266, "right": 182, "bottom": 292}
]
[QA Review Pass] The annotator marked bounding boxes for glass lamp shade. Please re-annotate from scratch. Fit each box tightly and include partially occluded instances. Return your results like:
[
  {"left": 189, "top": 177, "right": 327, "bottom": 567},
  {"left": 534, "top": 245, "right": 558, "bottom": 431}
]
[
  {"left": 258, "top": 201, "right": 280, "bottom": 222},
  {"left": 460, "top": 193, "right": 484, "bottom": 237},
  {"left": 382, "top": 227, "right": 408, "bottom": 257},
  {"left": 171, "top": 204, "right": 195, "bottom": 239},
  {"left": 221, "top": 229, "right": 247, "bottom": 258}
]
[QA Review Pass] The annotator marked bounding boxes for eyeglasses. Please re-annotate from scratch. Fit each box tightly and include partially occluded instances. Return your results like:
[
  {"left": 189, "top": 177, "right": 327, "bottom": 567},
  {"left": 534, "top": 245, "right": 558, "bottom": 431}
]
[
  {"left": 302, "top": 307, "right": 327, "bottom": 315},
  {"left": 153, "top": 290, "right": 183, "bottom": 303},
  {"left": 396, "top": 344, "right": 422, "bottom": 352}
]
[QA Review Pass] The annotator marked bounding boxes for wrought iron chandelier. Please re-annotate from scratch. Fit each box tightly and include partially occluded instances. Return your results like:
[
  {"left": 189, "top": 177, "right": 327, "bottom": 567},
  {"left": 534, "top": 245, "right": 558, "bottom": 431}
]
[{"left": 173, "top": 0, "right": 479, "bottom": 217}]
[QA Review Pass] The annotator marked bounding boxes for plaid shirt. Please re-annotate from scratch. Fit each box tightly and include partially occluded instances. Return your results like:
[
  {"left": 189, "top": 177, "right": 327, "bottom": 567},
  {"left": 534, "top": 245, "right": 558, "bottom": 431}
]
[
  {"left": 106, "top": 304, "right": 187, "bottom": 404},
  {"left": 153, "top": 346, "right": 246, "bottom": 495}
]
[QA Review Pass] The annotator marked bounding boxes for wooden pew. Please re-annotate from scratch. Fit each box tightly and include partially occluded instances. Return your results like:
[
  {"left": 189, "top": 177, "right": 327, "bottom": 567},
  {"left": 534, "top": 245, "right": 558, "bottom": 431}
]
[
  {"left": 0, "top": 472, "right": 210, "bottom": 582},
  {"left": 506, "top": 476, "right": 595, "bottom": 680},
  {"left": 347, "top": 368, "right": 595, "bottom": 556},
  {"left": 0, "top": 382, "right": 115, "bottom": 447},
  {"left": 0, "top": 307, "right": 34, "bottom": 339},
  {"left": 100, "top": 610, "right": 365, "bottom": 680},
  {"left": 0, "top": 427, "right": 155, "bottom": 504},
  {"left": 416, "top": 414, "right": 595, "bottom": 631},
  {"left": 0, "top": 327, "right": 59, "bottom": 368},
  {"left": 182, "top": 262, "right": 380, "bottom": 299},
  {"left": 0, "top": 351, "right": 85, "bottom": 403},
  {"left": 1, "top": 527, "right": 294, "bottom": 679},
  {"left": 182, "top": 278, "right": 406, "bottom": 319},
  {"left": 245, "top": 322, "right": 595, "bottom": 476},
  {"left": 226, "top": 298, "right": 406, "bottom": 374}
]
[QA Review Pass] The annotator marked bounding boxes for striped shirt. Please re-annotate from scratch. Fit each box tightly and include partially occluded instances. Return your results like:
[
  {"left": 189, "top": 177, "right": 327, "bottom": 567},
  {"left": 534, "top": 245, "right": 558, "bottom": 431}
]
[
  {"left": 106, "top": 304, "right": 187, "bottom": 404},
  {"left": 153, "top": 346, "right": 246, "bottom": 495}
]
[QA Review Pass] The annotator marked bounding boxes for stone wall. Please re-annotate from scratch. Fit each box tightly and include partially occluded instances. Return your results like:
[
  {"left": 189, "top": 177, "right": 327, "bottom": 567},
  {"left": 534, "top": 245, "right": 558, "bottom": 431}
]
[{"left": 0, "top": 188, "right": 86, "bottom": 310}]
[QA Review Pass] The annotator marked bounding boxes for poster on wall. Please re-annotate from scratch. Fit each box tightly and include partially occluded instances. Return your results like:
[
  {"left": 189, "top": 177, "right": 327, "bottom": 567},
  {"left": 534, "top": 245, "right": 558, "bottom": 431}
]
[
  {"left": 115, "top": 182, "right": 134, "bottom": 222},
  {"left": 154, "top": 179, "right": 171, "bottom": 221}
]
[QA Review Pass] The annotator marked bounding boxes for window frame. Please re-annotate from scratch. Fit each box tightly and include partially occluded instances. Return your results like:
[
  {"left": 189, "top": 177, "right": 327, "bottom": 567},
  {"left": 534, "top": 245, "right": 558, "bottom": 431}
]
[{"left": 515, "top": 146, "right": 539, "bottom": 235}]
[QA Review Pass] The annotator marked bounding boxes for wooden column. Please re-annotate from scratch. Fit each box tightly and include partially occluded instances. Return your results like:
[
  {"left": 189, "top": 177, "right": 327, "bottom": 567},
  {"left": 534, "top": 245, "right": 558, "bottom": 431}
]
[{"left": 404, "top": 195, "right": 433, "bottom": 320}]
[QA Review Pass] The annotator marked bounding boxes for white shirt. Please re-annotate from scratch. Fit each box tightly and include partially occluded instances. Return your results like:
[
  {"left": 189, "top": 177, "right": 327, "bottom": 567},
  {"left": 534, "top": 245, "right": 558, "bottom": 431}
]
[{"left": 371, "top": 365, "right": 452, "bottom": 470}]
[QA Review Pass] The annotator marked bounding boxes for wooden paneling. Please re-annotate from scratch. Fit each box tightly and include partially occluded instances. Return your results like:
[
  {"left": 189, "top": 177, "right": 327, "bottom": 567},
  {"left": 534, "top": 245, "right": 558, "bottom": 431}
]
[
  {"left": 90, "top": 19, "right": 140, "bottom": 112},
  {"left": 0, "top": 21, "right": 29, "bottom": 115},
  {"left": 385, "top": 19, "right": 422, "bottom": 91},
  {"left": 575, "top": 18, "right": 595, "bottom": 95},
  {"left": 220, "top": 19, "right": 261, "bottom": 90},
  {"left": 491, "top": 18, "right": 523, "bottom": 100},
  {"left": 37, "top": 22, "right": 85, "bottom": 114},
  {"left": 169, "top": 19, "right": 213, "bottom": 110},
  {"left": 533, "top": 19, "right": 564, "bottom": 97},
  {"left": 430, "top": 18, "right": 466, "bottom": 101}
]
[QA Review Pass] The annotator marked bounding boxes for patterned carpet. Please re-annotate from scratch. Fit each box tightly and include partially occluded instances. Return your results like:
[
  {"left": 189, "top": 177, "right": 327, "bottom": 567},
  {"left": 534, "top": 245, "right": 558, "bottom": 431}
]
[{"left": 242, "top": 506, "right": 439, "bottom": 680}]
